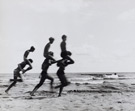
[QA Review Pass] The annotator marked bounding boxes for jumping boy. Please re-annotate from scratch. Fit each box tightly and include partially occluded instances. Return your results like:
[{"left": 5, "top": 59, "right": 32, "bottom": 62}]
[
  {"left": 24, "top": 46, "right": 35, "bottom": 61},
  {"left": 43, "top": 37, "right": 55, "bottom": 61},
  {"left": 5, "top": 59, "right": 33, "bottom": 93},
  {"left": 60, "top": 35, "right": 67, "bottom": 58}
]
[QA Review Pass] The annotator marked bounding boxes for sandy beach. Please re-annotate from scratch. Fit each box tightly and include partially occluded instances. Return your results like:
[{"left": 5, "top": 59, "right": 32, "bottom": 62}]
[{"left": 1, "top": 72, "right": 135, "bottom": 111}]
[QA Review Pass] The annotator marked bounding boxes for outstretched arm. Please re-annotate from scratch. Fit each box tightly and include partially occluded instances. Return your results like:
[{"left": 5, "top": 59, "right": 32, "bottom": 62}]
[
  {"left": 48, "top": 55, "right": 56, "bottom": 61},
  {"left": 51, "top": 59, "right": 62, "bottom": 64}
]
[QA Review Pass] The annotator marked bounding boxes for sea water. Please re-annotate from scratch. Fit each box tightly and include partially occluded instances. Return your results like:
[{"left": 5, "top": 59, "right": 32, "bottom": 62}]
[{"left": 1, "top": 72, "right": 135, "bottom": 85}]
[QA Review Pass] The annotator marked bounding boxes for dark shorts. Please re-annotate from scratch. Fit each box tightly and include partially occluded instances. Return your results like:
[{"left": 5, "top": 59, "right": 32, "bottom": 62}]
[
  {"left": 61, "top": 51, "right": 67, "bottom": 58},
  {"left": 44, "top": 53, "right": 51, "bottom": 59},
  {"left": 44, "top": 54, "right": 48, "bottom": 58},
  {"left": 41, "top": 71, "right": 53, "bottom": 80},
  {"left": 14, "top": 69, "right": 21, "bottom": 78},
  {"left": 57, "top": 69, "right": 68, "bottom": 85}
]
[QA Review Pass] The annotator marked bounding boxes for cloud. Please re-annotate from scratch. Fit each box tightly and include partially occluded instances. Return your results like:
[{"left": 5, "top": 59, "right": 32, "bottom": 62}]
[{"left": 118, "top": 9, "right": 135, "bottom": 22}]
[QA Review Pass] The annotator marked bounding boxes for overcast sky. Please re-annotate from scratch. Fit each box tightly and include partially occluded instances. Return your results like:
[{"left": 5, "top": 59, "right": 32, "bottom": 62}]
[{"left": 1, "top": 0, "right": 135, "bottom": 73}]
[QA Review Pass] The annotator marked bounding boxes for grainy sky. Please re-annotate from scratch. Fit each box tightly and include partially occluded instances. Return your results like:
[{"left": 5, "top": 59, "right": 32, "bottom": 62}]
[{"left": 1, "top": 0, "right": 135, "bottom": 73}]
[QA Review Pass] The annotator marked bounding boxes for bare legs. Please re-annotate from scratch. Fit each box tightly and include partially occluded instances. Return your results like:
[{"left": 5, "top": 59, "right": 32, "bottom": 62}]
[
  {"left": 30, "top": 71, "right": 54, "bottom": 96},
  {"left": 55, "top": 72, "right": 70, "bottom": 97},
  {"left": 5, "top": 76, "right": 17, "bottom": 93}
]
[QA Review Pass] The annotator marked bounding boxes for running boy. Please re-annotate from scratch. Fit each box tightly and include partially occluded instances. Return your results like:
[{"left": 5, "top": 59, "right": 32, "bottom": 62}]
[
  {"left": 43, "top": 37, "right": 55, "bottom": 61},
  {"left": 55, "top": 51, "right": 74, "bottom": 97},
  {"left": 5, "top": 59, "right": 33, "bottom": 93},
  {"left": 30, "top": 51, "right": 57, "bottom": 96}
]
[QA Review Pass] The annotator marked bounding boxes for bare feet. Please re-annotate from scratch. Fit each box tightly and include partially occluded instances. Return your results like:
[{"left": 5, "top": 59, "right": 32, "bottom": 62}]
[
  {"left": 30, "top": 91, "right": 35, "bottom": 96},
  {"left": 5, "top": 90, "right": 8, "bottom": 94}
]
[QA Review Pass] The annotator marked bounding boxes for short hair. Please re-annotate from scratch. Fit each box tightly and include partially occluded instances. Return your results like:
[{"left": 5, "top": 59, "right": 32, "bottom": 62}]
[
  {"left": 62, "top": 35, "right": 67, "bottom": 39},
  {"left": 30, "top": 46, "right": 35, "bottom": 51},
  {"left": 28, "top": 59, "right": 33, "bottom": 63},
  {"left": 49, "top": 37, "right": 54, "bottom": 41}
]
